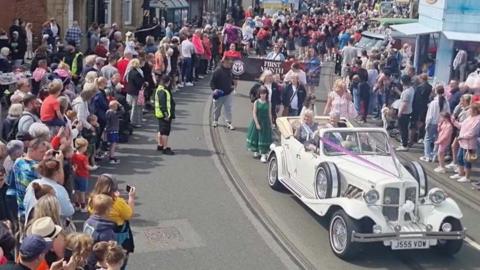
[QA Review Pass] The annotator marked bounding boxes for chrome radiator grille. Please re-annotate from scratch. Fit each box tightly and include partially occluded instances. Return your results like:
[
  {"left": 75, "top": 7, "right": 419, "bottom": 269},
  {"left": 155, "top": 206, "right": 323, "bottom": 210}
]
[{"left": 382, "top": 187, "right": 400, "bottom": 221}]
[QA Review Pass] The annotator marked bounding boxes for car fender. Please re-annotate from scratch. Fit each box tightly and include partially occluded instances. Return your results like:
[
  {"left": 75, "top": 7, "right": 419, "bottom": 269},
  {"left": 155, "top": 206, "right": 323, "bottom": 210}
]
[
  {"left": 417, "top": 198, "right": 463, "bottom": 230},
  {"left": 309, "top": 198, "right": 389, "bottom": 227},
  {"left": 269, "top": 146, "right": 286, "bottom": 180}
]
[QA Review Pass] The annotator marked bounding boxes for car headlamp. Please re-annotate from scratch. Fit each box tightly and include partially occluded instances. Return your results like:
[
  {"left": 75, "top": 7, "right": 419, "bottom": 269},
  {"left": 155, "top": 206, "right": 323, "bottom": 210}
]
[
  {"left": 363, "top": 189, "right": 380, "bottom": 205},
  {"left": 428, "top": 188, "right": 447, "bottom": 205}
]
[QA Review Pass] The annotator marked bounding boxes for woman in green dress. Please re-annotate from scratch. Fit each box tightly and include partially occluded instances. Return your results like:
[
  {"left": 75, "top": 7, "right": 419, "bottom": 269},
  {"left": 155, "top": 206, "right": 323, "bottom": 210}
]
[{"left": 246, "top": 86, "right": 273, "bottom": 163}]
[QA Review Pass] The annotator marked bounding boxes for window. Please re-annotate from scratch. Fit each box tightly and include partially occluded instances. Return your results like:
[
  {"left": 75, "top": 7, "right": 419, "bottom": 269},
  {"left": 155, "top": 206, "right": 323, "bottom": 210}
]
[
  {"left": 123, "top": 0, "right": 133, "bottom": 25},
  {"left": 104, "top": 0, "right": 112, "bottom": 25}
]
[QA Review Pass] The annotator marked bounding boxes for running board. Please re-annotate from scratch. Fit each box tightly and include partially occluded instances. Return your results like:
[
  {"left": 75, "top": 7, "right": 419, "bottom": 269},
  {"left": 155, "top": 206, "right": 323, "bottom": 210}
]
[{"left": 280, "top": 177, "right": 316, "bottom": 200}]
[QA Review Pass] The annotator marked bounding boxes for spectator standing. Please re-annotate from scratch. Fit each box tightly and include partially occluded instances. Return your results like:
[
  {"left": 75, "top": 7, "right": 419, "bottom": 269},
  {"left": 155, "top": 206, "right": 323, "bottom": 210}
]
[
  {"left": 72, "top": 138, "right": 95, "bottom": 212},
  {"left": 411, "top": 73, "right": 433, "bottom": 143},
  {"left": 24, "top": 157, "right": 75, "bottom": 220},
  {"left": 9, "top": 31, "right": 26, "bottom": 67},
  {"left": 17, "top": 95, "right": 41, "bottom": 137},
  {"left": 105, "top": 101, "right": 123, "bottom": 163},
  {"left": 420, "top": 85, "right": 450, "bottom": 161},
  {"left": 180, "top": 34, "right": 195, "bottom": 87},
  {"left": 341, "top": 39, "right": 357, "bottom": 78},
  {"left": 3, "top": 140, "right": 24, "bottom": 226},
  {"left": 210, "top": 57, "right": 235, "bottom": 129},
  {"left": 12, "top": 138, "right": 49, "bottom": 218},
  {"left": 125, "top": 59, "right": 145, "bottom": 128},
  {"left": 266, "top": 44, "right": 286, "bottom": 61},
  {"left": 0, "top": 48, "right": 11, "bottom": 73},
  {"left": 24, "top": 23, "right": 33, "bottom": 61},
  {"left": 324, "top": 79, "right": 355, "bottom": 119},
  {"left": 2, "top": 104, "right": 23, "bottom": 141},
  {"left": 447, "top": 94, "right": 472, "bottom": 169},
  {"left": 434, "top": 112, "right": 454, "bottom": 173},
  {"left": 396, "top": 75, "right": 415, "bottom": 151},
  {"left": 0, "top": 235, "right": 50, "bottom": 270},
  {"left": 101, "top": 55, "right": 119, "bottom": 80},
  {"left": 65, "top": 21, "right": 82, "bottom": 48},
  {"left": 450, "top": 103, "right": 480, "bottom": 183},
  {"left": 448, "top": 80, "right": 462, "bottom": 112}
]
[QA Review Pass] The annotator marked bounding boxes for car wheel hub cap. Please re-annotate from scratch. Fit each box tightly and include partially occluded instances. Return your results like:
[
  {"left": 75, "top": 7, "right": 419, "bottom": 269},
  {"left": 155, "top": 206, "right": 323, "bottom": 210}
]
[
  {"left": 316, "top": 169, "right": 328, "bottom": 199},
  {"left": 332, "top": 217, "right": 347, "bottom": 252},
  {"left": 269, "top": 159, "right": 277, "bottom": 185}
]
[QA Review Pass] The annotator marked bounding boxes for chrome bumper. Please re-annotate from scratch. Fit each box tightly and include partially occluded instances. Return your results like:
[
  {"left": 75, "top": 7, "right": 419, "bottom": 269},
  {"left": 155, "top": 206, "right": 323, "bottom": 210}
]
[{"left": 352, "top": 230, "right": 466, "bottom": 243}]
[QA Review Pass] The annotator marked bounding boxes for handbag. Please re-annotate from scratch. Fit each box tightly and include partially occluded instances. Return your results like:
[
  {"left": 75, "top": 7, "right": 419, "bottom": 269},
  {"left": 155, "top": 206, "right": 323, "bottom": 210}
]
[
  {"left": 115, "top": 221, "right": 135, "bottom": 253},
  {"left": 465, "top": 149, "right": 478, "bottom": 163},
  {"left": 137, "top": 89, "right": 145, "bottom": 106}
]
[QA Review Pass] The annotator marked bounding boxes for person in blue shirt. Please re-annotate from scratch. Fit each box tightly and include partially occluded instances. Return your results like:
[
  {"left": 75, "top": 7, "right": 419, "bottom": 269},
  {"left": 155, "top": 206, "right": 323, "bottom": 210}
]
[{"left": 338, "top": 30, "right": 351, "bottom": 50}]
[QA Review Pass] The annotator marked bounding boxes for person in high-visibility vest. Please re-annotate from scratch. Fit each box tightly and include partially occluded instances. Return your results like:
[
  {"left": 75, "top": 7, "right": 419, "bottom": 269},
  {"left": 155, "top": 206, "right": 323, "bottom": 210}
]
[{"left": 154, "top": 75, "right": 176, "bottom": 155}]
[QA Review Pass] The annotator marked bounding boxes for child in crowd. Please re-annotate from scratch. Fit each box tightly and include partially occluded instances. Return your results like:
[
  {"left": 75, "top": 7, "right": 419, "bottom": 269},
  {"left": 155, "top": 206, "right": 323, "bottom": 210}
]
[
  {"left": 246, "top": 86, "right": 272, "bottom": 163},
  {"left": 84, "top": 194, "right": 116, "bottom": 269},
  {"left": 434, "top": 112, "right": 454, "bottom": 173},
  {"left": 105, "top": 101, "right": 123, "bottom": 164},
  {"left": 82, "top": 114, "right": 100, "bottom": 168},
  {"left": 40, "top": 79, "right": 65, "bottom": 127},
  {"left": 93, "top": 241, "right": 126, "bottom": 270},
  {"left": 72, "top": 138, "right": 96, "bottom": 212}
]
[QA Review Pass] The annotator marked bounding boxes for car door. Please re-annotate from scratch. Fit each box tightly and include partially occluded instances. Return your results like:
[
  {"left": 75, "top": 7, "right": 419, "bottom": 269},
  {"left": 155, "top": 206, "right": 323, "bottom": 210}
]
[
  {"left": 283, "top": 136, "right": 304, "bottom": 180},
  {"left": 296, "top": 147, "right": 319, "bottom": 196}
]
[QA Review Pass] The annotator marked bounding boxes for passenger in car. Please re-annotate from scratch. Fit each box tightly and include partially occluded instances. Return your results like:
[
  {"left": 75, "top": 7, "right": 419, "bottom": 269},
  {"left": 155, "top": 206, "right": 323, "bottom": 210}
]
[{"left": 294, "top": 109, "right": 318, "bottom": 144}]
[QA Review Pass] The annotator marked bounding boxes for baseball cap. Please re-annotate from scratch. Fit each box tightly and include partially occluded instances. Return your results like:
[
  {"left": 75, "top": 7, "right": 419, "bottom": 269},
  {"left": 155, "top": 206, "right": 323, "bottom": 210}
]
[
  {"left": 19, "top": 235, "right": 51, "bottom": 260},
  {"left": 29, "top": 217, "right": 63, "bottom": 239}
]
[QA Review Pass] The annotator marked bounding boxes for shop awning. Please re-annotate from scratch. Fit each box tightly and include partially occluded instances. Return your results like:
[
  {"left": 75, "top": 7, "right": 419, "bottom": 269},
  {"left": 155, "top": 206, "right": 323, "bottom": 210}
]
[
  {"left": 390, "top": 23, "right": 440, "bottom": 36},
  {"left": 149, "top": 0, "right": 189, "bottom": 9},
  {"left": 444, "top": 31, "right": 480, "bottom": 42}
]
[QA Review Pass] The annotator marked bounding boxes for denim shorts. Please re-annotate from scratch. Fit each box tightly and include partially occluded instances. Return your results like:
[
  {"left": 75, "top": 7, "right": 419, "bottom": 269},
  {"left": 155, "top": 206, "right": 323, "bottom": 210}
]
[
  {"left": 457, "top": 148, "right": 472, "bottom": 169},
  {"left": 74, "top": 176, "right": 89, "bottom": 192}
]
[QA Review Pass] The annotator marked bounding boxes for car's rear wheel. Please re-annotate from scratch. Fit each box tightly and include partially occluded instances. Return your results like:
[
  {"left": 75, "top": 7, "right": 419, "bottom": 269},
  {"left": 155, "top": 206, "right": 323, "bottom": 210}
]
[
  {"left": 315, "top": 162, "right": 341, "bottom": 199},
  {"left": 329, "top": 209, "right": 361, "bottom": 260},
  {"left": 436, "top": 218, "right": 463, "bottom": 256},
  {"left": 268, "top": 154, "right": 283, "bottom": 190}
]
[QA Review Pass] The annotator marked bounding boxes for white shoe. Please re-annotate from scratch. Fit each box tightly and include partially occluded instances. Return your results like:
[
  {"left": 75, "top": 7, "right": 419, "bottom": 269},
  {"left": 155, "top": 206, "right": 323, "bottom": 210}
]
[
  {"left": 178, "top": 83, "right": 184, "bottom": 88},
  {"left": 186, "top": 82, "right": 194, "bottom": 86},
  {"left": 212, "top": 121, "right": 218, "bottom": 128},
  {"left": 418, "top": 139, "right": 424, "bottom": 143},
  {"left": 253, "top": 152, "right": 260, "bottom": 158},
  {"left": 450, "top": 174, "right": 462, "bottom": 179},
  {"left": 198, "top": 75, "right": 205, "bottom": 79},
  {"left": 457, "top": 177, "right": 470, "bottom": 183},
  {"left": 454, "top": 167, "right": 460, "bottom": 173},
  {"left": 260, "top": 154, "right": 267, "bottom": 163},
  {"left": 396, "top": 146, "right": 409, "bottom": 151},
  {"left": 445, "top": 162, "right": 457, "bottom": 169},
  {"left": 91, "top": 165, "right": 99, "bottom": 171},
  {"left": 434, "top": 166, "right": 446, "bottom": 173},
  {"left": 419, "top": 156, "right": 431, "bottom": 162},
  {"left": 227, "top": 123, "right": 235, "bottom": 130}
]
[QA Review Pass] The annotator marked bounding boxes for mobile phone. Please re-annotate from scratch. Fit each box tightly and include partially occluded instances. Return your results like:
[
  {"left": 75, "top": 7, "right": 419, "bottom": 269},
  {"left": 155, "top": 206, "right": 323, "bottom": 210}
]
[
  {"left": 126, "top": 185, "right": 132, "bottom": 192},
  {"left": 64, "top": 249, "right": 73, "bottom": 262}
]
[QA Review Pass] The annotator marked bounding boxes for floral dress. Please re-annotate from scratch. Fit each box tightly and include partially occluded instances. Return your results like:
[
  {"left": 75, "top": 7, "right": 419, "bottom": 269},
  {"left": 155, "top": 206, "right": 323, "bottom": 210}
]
[{"left": 246, "top": 100, "right": 272, "bottom": 154}]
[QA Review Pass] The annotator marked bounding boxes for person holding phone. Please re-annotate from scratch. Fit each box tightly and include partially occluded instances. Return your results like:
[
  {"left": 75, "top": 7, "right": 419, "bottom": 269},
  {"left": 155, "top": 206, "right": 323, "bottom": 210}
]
[{"left": 88, "top": 174, "right": 135, "bottom": 264}]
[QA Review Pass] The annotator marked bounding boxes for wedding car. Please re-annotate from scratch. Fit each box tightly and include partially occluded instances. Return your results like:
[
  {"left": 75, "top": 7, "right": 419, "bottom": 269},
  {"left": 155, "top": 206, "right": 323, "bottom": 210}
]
[{"left": 267, "top": 116, "right": 465, "bottom": 260}]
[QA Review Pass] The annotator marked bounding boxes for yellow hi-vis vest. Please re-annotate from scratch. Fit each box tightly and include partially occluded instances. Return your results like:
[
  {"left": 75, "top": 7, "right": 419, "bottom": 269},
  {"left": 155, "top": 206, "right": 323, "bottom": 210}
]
[
  {"left": 155, "top": 85, "right": 171, "bottom": 119},
  {"left": 71, "top": 52, "right": 83, "bottom": 75}
]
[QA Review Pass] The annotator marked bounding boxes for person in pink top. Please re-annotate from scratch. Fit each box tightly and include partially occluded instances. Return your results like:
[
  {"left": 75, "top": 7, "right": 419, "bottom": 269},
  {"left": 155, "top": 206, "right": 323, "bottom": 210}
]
[
  {"left": 434, "top": 112, "right": 454, "bottom": 173},
  {"left": 450, "top": 103, "right": 480, "bottom": 182},
  {"left": 192, "top": 29, "right": 205, "bottom": 80}
]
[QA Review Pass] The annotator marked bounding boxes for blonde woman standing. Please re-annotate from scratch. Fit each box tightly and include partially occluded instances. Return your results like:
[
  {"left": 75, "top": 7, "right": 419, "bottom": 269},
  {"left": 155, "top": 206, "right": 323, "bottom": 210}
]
[
  {"left": 125, "top": 59, "right": 145, "bottom": 128},
  {"left": 25, "top": 22, "right": 33, "bottom": 61},
  {"left": 324, "top": 79, "right": 356, "bottom": 119}
]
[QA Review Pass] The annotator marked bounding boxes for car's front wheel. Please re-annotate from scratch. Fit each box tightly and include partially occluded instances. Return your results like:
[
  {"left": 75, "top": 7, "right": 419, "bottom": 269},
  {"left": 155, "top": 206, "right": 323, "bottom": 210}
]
[
  {"left": 329, "top": 209, "right": 361, "bottom": 260},
  {"left": 436, "top": 218, "right": 463, "bottom": 256},
  {"left": 268, "top": 154, "right": 283, "bottom": 191}
]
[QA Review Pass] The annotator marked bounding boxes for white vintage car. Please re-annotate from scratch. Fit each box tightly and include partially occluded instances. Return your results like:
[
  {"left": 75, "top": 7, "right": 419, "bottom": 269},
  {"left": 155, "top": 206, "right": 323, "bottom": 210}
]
[{"left": 268, "top": 116, "right": 465, "bottom": 260}]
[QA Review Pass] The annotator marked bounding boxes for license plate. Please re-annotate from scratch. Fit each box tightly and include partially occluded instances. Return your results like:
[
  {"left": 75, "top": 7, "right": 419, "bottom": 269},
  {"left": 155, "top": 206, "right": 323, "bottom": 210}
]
[{"left": 391, "top": 239, "right": 429, "bottom": 250}]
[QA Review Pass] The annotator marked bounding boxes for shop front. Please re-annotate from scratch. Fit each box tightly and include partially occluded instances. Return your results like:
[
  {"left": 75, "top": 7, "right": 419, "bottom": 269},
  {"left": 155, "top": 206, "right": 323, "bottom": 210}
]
[{"left": 392, "top": 0, "right": 480, "bottom": 85}]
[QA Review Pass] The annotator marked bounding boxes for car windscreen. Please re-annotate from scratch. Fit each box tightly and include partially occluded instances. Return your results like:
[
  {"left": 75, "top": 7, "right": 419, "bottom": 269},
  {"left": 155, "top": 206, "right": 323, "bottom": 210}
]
[{"left": 322, "top": 131, "right": 390, "bottom": 156}]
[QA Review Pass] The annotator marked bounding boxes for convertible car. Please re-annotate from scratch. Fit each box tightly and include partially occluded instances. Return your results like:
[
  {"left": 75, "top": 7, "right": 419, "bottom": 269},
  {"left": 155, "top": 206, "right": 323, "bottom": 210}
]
[{"left": 268, "top": 116, "right": 465, "bottom": 260}]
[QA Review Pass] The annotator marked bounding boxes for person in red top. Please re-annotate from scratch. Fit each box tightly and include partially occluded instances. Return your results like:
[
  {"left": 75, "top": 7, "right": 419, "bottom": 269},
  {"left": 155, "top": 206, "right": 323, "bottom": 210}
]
[
  {"left": 40, "top": 79, "right": 65, "bottom": 127},
  {"left": 116, "top": 51, "right": 132, "bottom": 92},
  {"left": 94, "top": 37, "right": 109, "bottom": 58},
  {"left": 223, "top": 43, "right": 242, "bottom": 59},
  {"left": 72, "top": 138, "right": 95, "bottom": 212}
]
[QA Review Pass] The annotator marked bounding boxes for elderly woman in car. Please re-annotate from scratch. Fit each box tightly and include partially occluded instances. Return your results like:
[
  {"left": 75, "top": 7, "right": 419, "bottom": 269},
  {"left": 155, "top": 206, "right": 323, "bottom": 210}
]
[{"left": 294, "top": 109, "right": 318, "bottom": 144}]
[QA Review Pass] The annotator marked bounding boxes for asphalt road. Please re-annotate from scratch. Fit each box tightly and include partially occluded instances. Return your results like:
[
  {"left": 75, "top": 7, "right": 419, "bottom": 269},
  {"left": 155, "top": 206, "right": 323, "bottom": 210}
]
[
  {"left": 101, "top": 81, "right": 299, "bottom": 269},
  {"left": 94, "top": 74, "right": 480, "bottom": 269}
]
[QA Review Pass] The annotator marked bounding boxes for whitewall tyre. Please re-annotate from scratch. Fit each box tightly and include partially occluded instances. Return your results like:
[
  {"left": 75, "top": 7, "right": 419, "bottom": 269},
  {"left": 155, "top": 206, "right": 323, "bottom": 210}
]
[
  {"left": 268, "top": 155, "right": 283, "bottom": 191},
  {"left": 329, "top": 210, "right": 361, "bottom": 260}
]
